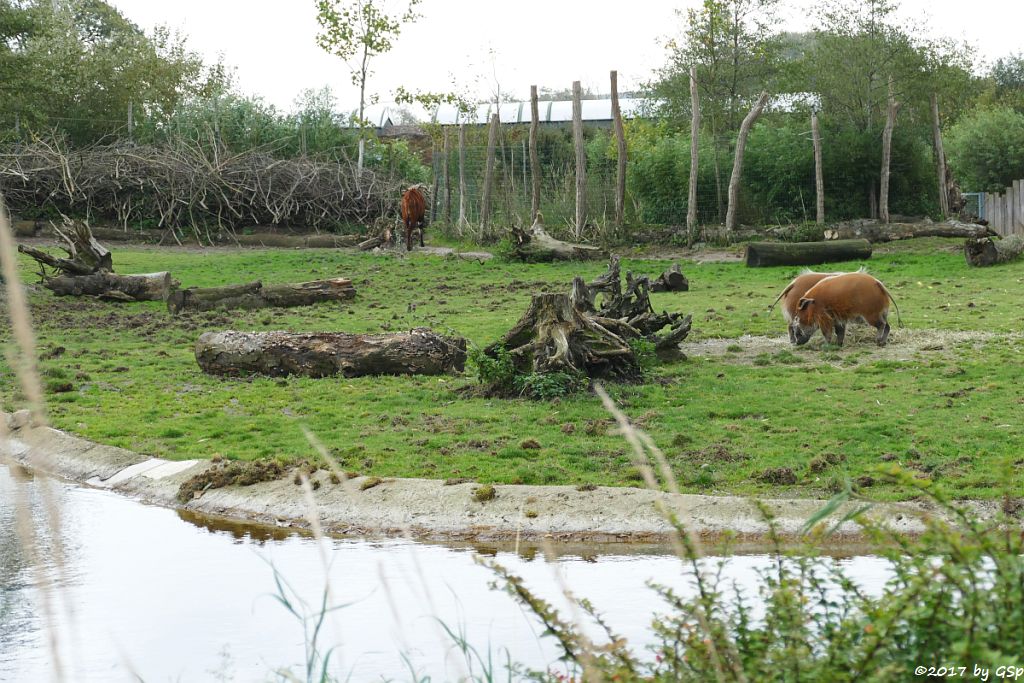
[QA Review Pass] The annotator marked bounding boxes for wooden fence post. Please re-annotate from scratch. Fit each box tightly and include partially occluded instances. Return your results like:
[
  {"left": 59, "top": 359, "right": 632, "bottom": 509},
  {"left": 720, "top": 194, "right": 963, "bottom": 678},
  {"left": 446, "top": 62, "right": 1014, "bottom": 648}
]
[
  {"left": 442, "top": 128, "right": 451, "bottom": 224},
  {"left": 610, "top": 70, "right": 627, "bottom": 231},
  {"left": 931, "top": 93, "right": 949, "bottom": 219},
  {"left": 458, "top": 123, "right": 468, "bottom": 232},
  {"left": 529, "top": 85, "right": 541, "bottom": 224},
  {"left": 687, "top": 66, "right": 700, "bottom": 242},
  {"left": 572, "top": 80, "right": 587, "bottom": 240},
  {"left": 725, "top": 91, "right": 768, "bottom": 237},
  {"left": 812, "top": 110, "right": 825, "bottom": 225},
  {"left": 481, "top": 113, "right": 499, "bottom": 238},
  {"left": 879, "top": 76, "right": 898, "bottom": 224},
  {"left": 1007, "top": 186, "right": 1016, "bottom": 236},
  {"left": 1017, "top": 181, "right": 1024, "bottom": 234}
]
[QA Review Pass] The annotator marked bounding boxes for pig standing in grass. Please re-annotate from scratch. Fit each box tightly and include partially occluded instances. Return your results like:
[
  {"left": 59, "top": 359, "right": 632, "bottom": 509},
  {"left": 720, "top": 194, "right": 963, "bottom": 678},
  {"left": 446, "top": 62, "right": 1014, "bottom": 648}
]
[{"left": 790, "top": 271, "right": 900, "bottom": 347}]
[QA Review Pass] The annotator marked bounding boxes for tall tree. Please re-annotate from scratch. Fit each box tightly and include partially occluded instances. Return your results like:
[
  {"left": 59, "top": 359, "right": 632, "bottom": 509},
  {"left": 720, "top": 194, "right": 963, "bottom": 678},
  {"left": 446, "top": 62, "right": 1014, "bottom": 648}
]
[
  {"left": 651, "top": 0, "right": 781, "bottom": 219},
  {"left": 315, "top": 0, "right": 421, "bottom": 172}
]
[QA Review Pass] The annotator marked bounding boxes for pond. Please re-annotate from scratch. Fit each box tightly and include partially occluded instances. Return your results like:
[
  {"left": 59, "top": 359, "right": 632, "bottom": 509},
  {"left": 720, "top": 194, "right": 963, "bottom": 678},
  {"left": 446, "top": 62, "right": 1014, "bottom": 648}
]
[{"left": 0, "top": 464, "right": 892, "bottom": 681}]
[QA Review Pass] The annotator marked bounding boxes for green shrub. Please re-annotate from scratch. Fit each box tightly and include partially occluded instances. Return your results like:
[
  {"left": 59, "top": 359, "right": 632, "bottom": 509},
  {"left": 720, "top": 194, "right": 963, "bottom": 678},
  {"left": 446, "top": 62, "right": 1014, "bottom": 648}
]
[
  {"left": 514, "top": 371, "right": 587, "bottom": 401},
  {"left": 947, "top": 106, "right": 1024, "bottom": 192}
]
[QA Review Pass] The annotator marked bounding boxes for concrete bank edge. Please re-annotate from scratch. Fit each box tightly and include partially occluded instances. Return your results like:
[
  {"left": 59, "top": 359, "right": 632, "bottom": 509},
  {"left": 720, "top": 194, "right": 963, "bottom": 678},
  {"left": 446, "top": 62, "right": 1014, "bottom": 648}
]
[{"left": 2, "top": 411, "right": 989, "bottom": 544}]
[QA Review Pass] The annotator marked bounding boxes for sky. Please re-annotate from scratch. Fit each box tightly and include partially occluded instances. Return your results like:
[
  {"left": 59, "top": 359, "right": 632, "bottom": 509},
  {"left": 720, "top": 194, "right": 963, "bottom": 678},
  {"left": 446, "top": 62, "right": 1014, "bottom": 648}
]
[{"left": 108, "top": 0, "right": 1022, "bottom": 114}]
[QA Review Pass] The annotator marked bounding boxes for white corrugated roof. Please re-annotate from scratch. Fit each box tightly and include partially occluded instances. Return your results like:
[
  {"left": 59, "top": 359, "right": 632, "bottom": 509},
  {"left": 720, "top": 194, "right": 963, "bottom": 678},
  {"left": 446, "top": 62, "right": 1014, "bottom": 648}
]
[{"left": 430, "top": 97, "right": 651, "bottom": 125}]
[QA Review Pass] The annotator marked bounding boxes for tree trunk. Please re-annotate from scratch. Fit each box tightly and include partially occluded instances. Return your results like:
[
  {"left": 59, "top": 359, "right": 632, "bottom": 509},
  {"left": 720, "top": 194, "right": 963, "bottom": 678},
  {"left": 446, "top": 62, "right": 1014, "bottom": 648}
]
[
  {"left": 18, "top": 220, "right": 112, "bottom": 275},
  {"left": 611, "top": 71, "right": 627, "bottom": 232},
  {"left": 167, "top": 278, "right": 355, "bottom": 314},
  {"left": 725, "top": 91, "right": 769, "bottom": 236},
  {"left": 508, "top": 217, "right": 607, "bottom": 262},
  {"left": 823, "top": 219, "right": 994, "bottom": 242},
  {"left": 650, "top": 263, "right": 689, "bottom": 292},
  {"left": 879, "top": 77, "right": 898, "bottom": 224},
  {"left": 358, "top": 235, "right": 384, "bottom": 251},
  {"left": 458, "top": 123, "right": 468, "bottom": 232},
  {"left": 195, "top": 329, "right": 467, "bottom": 378},
  {"left": 481, "top": 113, "right": 499, "bottom": 238},
  {"left": 745, "top": 239, "right": 872, "bottom": 268},
  {"left": 964, "top": 234, "right": 1024, "bottom": 267},
  {"left": 931, "top": 93, "right": 949, "bottom": 219},
  {"left": 529, "top": 85, "right": 541, "bottom": 224},
  {"left": 44, "top": 271, "right": 174, "bottom": 301},
  {"left": 572, "top": 80, "right": 587, "bottom": 240},
  {"left": 812, "top": 110, "right": 825, "bottom": 225},
  {"left": 687, "top": 66, "right": 701, "bottom": 243}
]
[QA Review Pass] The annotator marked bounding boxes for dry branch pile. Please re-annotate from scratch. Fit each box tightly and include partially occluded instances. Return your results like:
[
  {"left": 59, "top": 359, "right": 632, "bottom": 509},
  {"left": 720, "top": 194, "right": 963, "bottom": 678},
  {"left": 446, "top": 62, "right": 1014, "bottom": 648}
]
[{"left": 0, "top": 139, "right": 401, "bottom": 238}]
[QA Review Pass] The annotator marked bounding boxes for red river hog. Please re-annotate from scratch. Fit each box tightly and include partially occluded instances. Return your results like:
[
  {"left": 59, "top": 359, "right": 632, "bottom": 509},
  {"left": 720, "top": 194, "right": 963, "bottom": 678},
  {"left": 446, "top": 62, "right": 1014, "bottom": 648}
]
[
  {"left": 769, "top": 270, "right": 848, "bottom": 343},
  {"left": 791, "top": 271, "right": 900, "bottom": 347}
]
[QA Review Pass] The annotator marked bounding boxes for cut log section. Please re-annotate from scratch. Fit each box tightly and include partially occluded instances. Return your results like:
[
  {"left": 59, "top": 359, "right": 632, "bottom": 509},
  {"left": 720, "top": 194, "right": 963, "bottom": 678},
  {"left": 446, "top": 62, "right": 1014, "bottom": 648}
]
[
  {"left": 823, "top": 219, "right": 994, "bottom": 242},
  {"left": 43, "top": 271, "right": 175, "bottom": 301},
  {"left": 964, "top": 235, "right": 1024, "bottom": 267},
  {"left": 167, "top": 278, "right": 356, "bottom": 314},
  {"left": 508, "top": 215, "right": 606, "bottom": 262},
  {"left": 232, "top": 233, "right": 361, "bottom": 248},
  {"left": 745, "top": 240, "right": 872, "bottom": 268},
  {"left": 195, "top": 329, "right": 467, "bottom": 378},
  {"left": 650, "top": 263, "right": 689, "bottom": 292}
]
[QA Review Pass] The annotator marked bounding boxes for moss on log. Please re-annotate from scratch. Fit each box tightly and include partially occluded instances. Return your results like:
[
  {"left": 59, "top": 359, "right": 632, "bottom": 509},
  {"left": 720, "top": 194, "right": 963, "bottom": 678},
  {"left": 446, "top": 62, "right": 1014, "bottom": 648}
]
[{"left": 745, "top": 240, "right": 872, "bottom": 268}]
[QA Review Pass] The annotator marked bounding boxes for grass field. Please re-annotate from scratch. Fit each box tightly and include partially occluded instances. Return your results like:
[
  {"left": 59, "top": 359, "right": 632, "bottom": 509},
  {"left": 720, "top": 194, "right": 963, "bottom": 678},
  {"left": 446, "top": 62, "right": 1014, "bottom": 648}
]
[{"left": 3, "top": 237, "right": 1023, "bottom": 501}]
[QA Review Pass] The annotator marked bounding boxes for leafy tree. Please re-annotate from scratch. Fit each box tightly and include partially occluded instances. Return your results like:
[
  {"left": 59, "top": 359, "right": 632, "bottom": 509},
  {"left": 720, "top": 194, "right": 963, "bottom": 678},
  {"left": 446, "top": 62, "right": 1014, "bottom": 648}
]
[
  {"left": 315, "top": 0, "right": 421, "bottom": 171},
  {"left": 649, "top": 0, "right": 782, "bottom": 219},
  {"left": 946, "top": 107, "right": 1024, "bottom": 192}
]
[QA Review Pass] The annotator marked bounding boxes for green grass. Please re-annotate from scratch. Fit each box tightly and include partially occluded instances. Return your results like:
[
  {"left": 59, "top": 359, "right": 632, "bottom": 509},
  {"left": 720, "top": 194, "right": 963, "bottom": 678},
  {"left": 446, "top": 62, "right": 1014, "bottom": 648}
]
[{"left": 3, "top": 237, "right": 1023, "bottom": 500}]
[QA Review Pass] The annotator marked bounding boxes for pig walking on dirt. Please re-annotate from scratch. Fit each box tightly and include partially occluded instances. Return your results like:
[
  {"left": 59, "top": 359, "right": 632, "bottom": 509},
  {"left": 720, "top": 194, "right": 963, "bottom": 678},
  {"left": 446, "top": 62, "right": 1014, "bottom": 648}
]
[
  {"left": 790, "top": 271, "right": 900, "bottom": 347},
  {"left": 769, "top": 270, "right": 851, "bottom": 343}
]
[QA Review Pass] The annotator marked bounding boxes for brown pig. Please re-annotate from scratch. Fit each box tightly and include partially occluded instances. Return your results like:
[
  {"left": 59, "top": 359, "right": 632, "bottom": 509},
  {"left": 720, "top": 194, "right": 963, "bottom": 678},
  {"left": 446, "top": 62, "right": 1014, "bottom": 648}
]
[
  {"left": 791, "top": 272, "right": 900, "bottom": 347},
  {"left": 769, "top": 270, "right": 848, "bottom": 343}
]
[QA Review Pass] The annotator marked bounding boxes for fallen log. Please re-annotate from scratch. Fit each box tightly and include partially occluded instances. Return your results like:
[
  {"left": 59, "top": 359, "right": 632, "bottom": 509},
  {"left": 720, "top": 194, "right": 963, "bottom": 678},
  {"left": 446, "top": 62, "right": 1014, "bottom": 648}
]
[
  {"left": 964, "top": 234, "right": 1024, "bottom": 267},
  {"left": 358, "top": 235, "right": 384, "bottom": 251},
  {"left": 745, "top": 239, "right": 872, "bottom": 268},
  {"left": 508, "top": 215, "right": 606, "bottom": 262},
  {"left": 167, "top": 278, "right": 355, "bottom": 314},
  {"left": 18, "top": 219, "right": 113, "bottom": 275},
  {"left": 232, "top": 233, "right": 361, "bottom": 248},
  {"left": 44, "top": 271, "right": 175, "bottom": 301},
  {"left": 650, "top": 263, "right": 689, "bottom": 292},
  {"left": 823, "top": 219, "right": 995, "bottom": 242},
  {"left": 195, "top": 329, "right": 467, "bottom": 378}
]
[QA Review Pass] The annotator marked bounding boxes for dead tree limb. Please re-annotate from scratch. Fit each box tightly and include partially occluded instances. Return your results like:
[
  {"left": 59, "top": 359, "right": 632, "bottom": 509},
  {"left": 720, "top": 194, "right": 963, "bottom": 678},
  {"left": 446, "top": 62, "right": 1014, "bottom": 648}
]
[{"left": 725, "top": 91, "right": 769, "bottom": 237}]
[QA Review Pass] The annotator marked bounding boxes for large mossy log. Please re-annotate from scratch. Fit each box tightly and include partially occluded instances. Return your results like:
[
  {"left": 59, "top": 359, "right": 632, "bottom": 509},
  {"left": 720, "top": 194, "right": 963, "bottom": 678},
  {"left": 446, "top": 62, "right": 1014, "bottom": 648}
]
[
  {"left": 44, "top": 271, "right": 174, "bottom": 301},
  {"left": 167, "top": 278, "right": 355, "bottom": 314},
  {"left": 195, "top": 329, "right": 467, "bottom": 378},
  {"left": 745, "top": 239, "right": 872, "bottom": 268},
  {"left": 823, "top": 219, "right": 994, "bottom": 242},
  {"left": 508, "top": 217, "right": 606, "bottom": 262},
  {"left": 964, "top": 234, "right": 1024, "bottom": 267}
]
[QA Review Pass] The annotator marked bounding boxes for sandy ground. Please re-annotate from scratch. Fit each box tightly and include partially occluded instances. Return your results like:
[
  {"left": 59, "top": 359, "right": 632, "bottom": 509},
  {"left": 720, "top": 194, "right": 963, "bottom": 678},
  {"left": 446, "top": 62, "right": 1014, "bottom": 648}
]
[
  {"left": 682, "top": 328, "right": 1011, "bottom": 365},
  {"left": 3, "top": 410, "right": 998, "bottom": 545}
]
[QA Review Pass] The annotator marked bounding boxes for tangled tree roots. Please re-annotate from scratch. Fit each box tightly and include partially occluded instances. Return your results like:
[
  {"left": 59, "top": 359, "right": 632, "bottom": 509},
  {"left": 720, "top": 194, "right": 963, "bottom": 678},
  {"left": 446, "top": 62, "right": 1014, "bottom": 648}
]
[{"left": 484, "top": 257, "right": 692, "bottom": 384}]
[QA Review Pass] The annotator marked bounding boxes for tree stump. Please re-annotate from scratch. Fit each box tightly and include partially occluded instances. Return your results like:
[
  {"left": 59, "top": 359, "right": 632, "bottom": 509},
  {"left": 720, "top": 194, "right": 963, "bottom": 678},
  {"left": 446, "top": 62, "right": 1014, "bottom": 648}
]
[
  {"left": 195, "top": 329, "right": 467, "bottom": 378},
  {"left": 964, "top": 235, "right": 1024, "bottom": 267},
  {"left": 745, "top": 240, "right": 872, "bottom": 267},
  {"left": 167, "top": 278, "right": 356, "bottom": 314},
  {"left": 650, "top": 263, "right": 689, "bottom": 292},
  {"left": 484, "top": 257, "right": 693, "bottom": 385}
]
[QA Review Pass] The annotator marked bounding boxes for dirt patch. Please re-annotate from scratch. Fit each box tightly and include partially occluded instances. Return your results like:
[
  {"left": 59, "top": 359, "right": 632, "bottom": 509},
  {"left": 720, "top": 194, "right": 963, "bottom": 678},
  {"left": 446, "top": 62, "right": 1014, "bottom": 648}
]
[{"left": 682, "top": 329, "right": 1011, "bottom": 366}]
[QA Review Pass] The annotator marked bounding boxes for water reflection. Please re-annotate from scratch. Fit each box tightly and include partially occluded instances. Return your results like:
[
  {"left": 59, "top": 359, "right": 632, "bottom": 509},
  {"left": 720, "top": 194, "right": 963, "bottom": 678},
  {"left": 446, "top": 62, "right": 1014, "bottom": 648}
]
[{"left": 1, "top": 464, "right": 893, "bottom": 682}]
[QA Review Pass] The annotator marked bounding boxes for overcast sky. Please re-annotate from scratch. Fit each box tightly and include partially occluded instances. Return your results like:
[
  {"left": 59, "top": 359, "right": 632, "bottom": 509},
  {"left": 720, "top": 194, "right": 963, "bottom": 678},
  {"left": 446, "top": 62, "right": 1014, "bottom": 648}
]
[{"left": 108, "top": 0, "right": 1020, "bottom": 114}]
